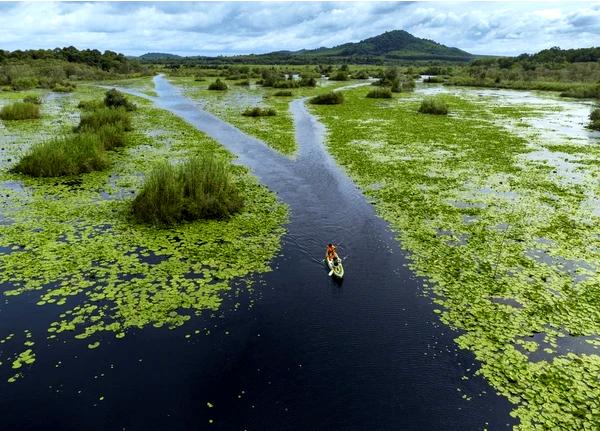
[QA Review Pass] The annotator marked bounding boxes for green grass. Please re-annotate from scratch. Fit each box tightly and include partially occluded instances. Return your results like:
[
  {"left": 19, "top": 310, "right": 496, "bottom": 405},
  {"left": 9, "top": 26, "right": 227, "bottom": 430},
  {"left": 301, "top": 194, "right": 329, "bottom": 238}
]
[
  {"left": 132, "top": 153, "right": 244, "bottom": 225},
  {"left": 418, "top": 97, "right": 449, "bottom": 115},
  {"left": 309, "top": 86, "right": 600, "bottom": 430},
  {"left": 273, "top": 90, "right": 293, "bottom": 97},
  {"left": 366, "top": 88, "right": 392, "bottom": 99},
  {"left": 241, "top": 106, "right": 277, "bottom": 117},
  {"left": 104, "top": 88, "right": 136, "bottom": 111},
  {"left": 13, "top": 133, "right": 107, "bottom": 177},
  {"left": 0, "top": 102, "right": 41, "bottom": 120},
  {"left": 310, "top": 91, "right": 344, "bottom": 105}
]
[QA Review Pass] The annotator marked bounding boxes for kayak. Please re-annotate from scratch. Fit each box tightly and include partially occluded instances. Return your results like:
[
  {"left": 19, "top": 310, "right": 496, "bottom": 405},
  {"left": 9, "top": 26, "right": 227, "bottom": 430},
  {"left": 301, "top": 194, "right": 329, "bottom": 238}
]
[{"left": 325, "top": 251, "right": 344, "bottom": 279}]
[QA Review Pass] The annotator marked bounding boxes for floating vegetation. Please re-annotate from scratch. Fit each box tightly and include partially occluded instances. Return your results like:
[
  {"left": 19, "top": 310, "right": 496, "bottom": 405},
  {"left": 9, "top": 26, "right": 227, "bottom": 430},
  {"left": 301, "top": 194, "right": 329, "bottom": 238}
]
[
  {"left": 309, "top": 86, "right": 600, "bottom": 429},
  {"left": 0, "top": 102, "right": 41, "bottom": 121},
  {"left": 0, "top": 85, "right": 287, "bottom": 381}
]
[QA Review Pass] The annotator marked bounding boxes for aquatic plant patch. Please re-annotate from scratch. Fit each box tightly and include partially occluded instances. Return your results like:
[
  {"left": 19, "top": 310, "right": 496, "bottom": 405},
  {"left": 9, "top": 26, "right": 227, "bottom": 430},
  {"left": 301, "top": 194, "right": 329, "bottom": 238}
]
[
  {"left": 0, "top": 84, "right": 287, "bottom": 383},
  {"left": 310, "top": 86, "right": 600, "bottom": 430}
]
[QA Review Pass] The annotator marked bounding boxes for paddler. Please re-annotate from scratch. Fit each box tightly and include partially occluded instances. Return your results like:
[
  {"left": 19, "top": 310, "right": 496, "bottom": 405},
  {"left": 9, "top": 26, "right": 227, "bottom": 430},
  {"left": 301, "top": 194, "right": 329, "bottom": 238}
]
[{"left": 326, "top": 243, "right": 338, "bottom": 261}]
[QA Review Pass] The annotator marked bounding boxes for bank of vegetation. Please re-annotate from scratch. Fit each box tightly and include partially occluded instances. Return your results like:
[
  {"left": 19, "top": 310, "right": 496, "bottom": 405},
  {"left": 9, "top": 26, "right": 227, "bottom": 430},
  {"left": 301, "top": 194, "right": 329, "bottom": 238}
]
[{"left": 0, "top": 47, "right": 148, "bottom": 92}]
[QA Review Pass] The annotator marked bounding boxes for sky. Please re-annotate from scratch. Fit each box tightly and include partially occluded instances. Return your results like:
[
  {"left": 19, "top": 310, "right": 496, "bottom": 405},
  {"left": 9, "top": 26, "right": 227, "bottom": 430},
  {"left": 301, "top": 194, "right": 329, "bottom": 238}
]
[{"left": 0, "top": 1, "right": 599, "bottom": 57}]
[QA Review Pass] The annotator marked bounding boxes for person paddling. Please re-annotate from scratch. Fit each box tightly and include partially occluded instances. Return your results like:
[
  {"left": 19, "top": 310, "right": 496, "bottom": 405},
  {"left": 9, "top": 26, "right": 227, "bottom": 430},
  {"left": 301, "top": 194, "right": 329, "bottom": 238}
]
[{"left": 326, "top": 243, "right": 338, "bottom": 261}]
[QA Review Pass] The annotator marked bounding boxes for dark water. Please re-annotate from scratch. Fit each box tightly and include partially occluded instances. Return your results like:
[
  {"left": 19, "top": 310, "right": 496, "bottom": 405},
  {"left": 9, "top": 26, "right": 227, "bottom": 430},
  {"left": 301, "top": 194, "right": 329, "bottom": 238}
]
[{"left": 0, "top": 76, "right": 515, "bottom": 430}]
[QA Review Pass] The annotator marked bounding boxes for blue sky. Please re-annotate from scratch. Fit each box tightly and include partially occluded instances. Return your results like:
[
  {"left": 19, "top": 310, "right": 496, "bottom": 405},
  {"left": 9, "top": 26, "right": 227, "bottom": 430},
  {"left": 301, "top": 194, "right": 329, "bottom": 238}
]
[{"left": 0, "top": 1, "right": 599, "bottom": 56}]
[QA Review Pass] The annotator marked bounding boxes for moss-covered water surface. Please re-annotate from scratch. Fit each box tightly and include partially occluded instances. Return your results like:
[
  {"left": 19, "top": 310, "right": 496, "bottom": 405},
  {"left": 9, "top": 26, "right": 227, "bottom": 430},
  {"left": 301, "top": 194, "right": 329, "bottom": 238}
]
[
  {"left": 0, "top": 85, "right": 287, "bottom": 383},
  {"left": 309, "top": 86, "right": 600, "bottom": 429}
]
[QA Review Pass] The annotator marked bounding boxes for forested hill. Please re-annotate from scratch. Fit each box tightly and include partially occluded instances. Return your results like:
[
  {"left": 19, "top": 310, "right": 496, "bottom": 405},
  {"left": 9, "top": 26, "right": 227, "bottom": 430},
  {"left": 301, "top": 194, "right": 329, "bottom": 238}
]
[{"left": 139, "top": 30, "right": 474, "bottom": 65}]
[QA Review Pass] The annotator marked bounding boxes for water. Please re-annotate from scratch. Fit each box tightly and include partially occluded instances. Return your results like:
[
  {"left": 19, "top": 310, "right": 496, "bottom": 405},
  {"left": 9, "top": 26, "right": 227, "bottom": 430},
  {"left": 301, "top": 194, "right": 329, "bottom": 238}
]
[{"left": 0, "top": 76, "right": 516, "bottom": 430}]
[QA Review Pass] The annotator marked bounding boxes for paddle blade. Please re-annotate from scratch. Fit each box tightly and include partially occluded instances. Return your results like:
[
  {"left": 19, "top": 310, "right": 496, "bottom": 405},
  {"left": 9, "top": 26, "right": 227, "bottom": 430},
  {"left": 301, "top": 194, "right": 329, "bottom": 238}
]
[{"left": 328, "top": 269, "right": 334, "bottom": 276}]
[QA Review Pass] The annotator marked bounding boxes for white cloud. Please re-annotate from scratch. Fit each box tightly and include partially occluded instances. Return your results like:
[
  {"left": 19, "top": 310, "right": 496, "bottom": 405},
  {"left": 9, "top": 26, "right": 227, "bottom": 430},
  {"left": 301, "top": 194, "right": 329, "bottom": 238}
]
[{"left": 0, "top": 1, "right": 598, "bottom": 56}]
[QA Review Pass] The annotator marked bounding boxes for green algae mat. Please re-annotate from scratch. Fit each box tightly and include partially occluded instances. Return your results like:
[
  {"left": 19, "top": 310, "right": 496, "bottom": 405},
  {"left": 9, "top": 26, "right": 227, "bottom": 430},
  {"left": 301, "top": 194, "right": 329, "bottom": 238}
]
[
  {"left": 0, "top": 84, "right": 287, "bottom": 383},
  {"left": 309, "top": 87, "right": 600, "bottom": 430}
]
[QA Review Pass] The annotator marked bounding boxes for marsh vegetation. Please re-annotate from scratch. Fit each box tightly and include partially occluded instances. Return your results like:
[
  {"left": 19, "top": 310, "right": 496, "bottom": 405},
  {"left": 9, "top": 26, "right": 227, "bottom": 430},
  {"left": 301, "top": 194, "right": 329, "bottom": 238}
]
[{"left": 0, "top": 101, "right": 41, "bottom": 120}]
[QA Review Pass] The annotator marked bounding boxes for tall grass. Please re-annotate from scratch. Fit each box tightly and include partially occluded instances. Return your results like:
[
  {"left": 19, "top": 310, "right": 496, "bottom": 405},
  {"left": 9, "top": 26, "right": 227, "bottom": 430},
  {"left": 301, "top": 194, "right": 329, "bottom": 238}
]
[
  {"left": 76, "top": 107, "right": 132, "bottom": 132},
  {"left": 13, "top": 133, "right": 107, "bottom": 177},
  {"left": 418, "top": 97, "right": 449, "bottom": 115},
  {"left": 241, "top": 107, "right": 276, "bottom": 117},
  {"left": 0, "top": 102, "right": 41, "bottom": 121},
  {"left": 273, "top": 90, "right": 293, "bottom": 97},
  {"left": 366, "top": 88, "right": 392, "bottom": 99},
  {"left": 132, "top": 154, "right": 244, "bottom": 225},
  {"left": 310, "top": 92, "right": 344, "bottom": 105}
]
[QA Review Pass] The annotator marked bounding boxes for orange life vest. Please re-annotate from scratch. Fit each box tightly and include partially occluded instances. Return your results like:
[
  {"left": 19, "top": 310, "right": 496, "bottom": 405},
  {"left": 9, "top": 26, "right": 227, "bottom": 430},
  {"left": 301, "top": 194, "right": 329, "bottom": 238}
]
[{"left": 327, "top": 245, "right": 337, "bottom": 260}]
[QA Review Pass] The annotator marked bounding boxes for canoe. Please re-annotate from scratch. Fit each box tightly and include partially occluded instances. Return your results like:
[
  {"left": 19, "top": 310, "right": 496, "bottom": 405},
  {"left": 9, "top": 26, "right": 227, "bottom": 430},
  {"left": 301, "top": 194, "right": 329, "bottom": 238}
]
[{"left": 325, "top": 252, "right": 344, "bottom": 278}]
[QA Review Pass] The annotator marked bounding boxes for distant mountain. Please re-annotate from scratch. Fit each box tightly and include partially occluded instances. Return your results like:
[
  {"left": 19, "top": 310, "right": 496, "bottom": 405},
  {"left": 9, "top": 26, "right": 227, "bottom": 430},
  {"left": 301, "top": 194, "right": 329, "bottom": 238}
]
[
  {"left": 295, "top": 30, "right": 473, "bottom": 61},
  {"left": 138, "top": 52, "right": 182, "bottom": 60},
  {"left": 139, "top": 30, "right": 474, "bottom": 65}
]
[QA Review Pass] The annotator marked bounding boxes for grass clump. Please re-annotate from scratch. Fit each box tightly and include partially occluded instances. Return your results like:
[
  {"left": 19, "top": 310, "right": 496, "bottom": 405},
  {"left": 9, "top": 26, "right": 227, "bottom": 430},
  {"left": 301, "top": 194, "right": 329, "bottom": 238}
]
[
  {"left": 0, "top": 102, "right": 41, "bottom": 121},
  {"left": 132, "top": 153, "right": 244, "bottom": 225},
  {"left": 76, "top": 107, "right": 132, "bottom": 132},
  {"left": 208, "top": 79, "right": 228, "bottom": 91},
  {"left": 52, "top": 82, "right": 76, "bottom": 93},
  {"left": 241, "top": 107, "right": 276, "bottom": 117},
  {"left": 330, "top": 71, "right": 349, "bottom": 81},
  {"left": 310, "top": 92, "right": 344, "bottom": 105},
  {"left": 418, "top": 97, "right": 449, "bottom": 115},
  {"left": 366, "top": 88, "right": 392, "bottom": 99},
  {"left": 13, "top": 133, "right": 107, "bottom": 177},
  {"left": 104, "top": 88, "right": 136, "bottom": 111},
  {"left": 23, "top": 95, "right": 42, "bottom": 105},
  {"left": 273, "top": 90, "right": 292, "bottom": 97},
  {"left": 589, "top": 107, "right": 600, "bottom": 130},
  {"left": 353, "top": 70, "right": 370, "bottom": 79}
]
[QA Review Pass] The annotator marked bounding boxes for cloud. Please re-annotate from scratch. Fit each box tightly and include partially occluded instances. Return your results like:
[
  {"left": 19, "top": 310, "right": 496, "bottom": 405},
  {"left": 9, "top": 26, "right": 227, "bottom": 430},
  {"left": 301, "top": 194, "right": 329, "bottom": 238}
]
[{"left": 0, "top": 1, "right": 598, "bottom": 56}]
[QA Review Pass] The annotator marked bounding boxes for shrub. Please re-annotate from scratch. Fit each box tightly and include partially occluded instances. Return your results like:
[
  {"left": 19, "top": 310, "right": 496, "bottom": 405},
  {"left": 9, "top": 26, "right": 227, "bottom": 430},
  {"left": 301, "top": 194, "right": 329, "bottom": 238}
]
[
  {"left": 560, "top": 84, "right": 600, "bottom": 99},
  {"left": 273, "top": 90, "right": 293, "bottom": 96},
  {"left": 366, "top": 88, "right": 392, "bottom": 99},
  {"left": 418, "top": 97, "right": 449, "bottom": 115},
  {"left": 236, "top": 79, "right": 250, "bottom": 86},
  {"left": 353, "top": 70, "right": 369, "bottom": 79},
  {"left": 423, "top": 76, "right": 444, "bottom": 83},
  {"left": 241, "top": 107, "right": 276, "bottom": 117},
  {"left": 310, "top": 92, "right": 344, "bottom": 105},
  {"left": 132, "top": 154, "right": 244, "bottom": 225},
  {"left": 13, "top": 133, "right": 107, "bottom": 177},
  {"left": 391, "top": 78, "right": 415, "bottom": 93},
  {"left": 589, "top": 108, "right": 600, "bottom": 130},
  {"left": 52, "top": 82, "right": 76, "bottom": 92},
  {"left": 330, "top": 71, "right": 349, "bottom": 81},
  {"left": 0, "top": 102, "right": 41, "bottom": 120},
  {"left": 208, "top": 79, "right": 228, "bottom": 91},
  {"left": 299, "top": 77, "right": 317, "bottom": 87},
  {"left": 76, "top": 107, "right": 132, "bottom": 132},
  {"left": 104, "top": 88, "right": 136, "bottom": 111},
  {"left": 23, "top": 95, "right": 42, "bottom": 105},
  {"left": 272, "top": 80, "right": 298, "bottom": 88},
  {"left": 12, "top": 77, "right": 38, "bottom": 91}
]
